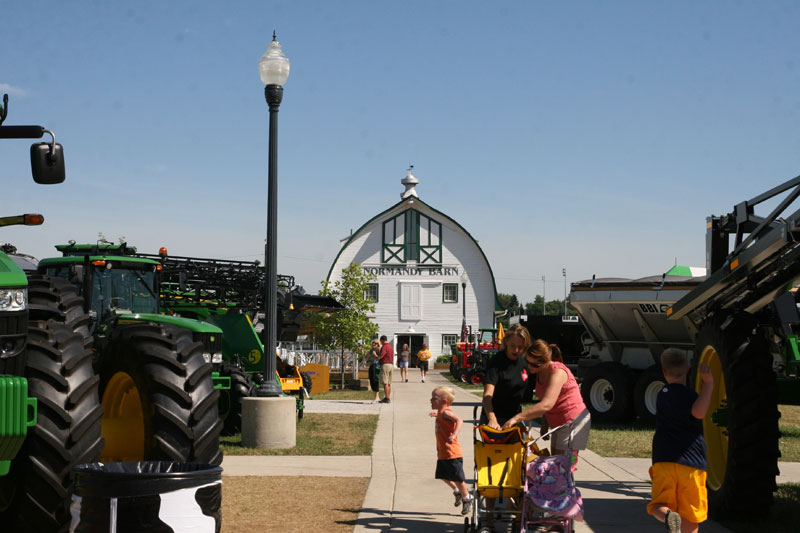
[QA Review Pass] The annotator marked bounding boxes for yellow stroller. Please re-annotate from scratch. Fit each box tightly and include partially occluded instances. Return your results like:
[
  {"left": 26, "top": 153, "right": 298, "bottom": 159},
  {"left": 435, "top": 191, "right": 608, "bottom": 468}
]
[{"left": 464, "top": 407, "right": 530, "bottom": 533}]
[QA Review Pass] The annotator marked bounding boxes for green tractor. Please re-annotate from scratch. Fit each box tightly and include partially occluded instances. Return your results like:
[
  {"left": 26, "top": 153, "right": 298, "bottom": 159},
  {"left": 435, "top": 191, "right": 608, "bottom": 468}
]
[
  {"left": 0, "top": 95, "right": 104, "bottom": 531},
  {"left": 36, "top": 243, "right": 224, "bottom": 465},
  {"left": 136, "top": 251, "right": 343, "bottom": 430}
]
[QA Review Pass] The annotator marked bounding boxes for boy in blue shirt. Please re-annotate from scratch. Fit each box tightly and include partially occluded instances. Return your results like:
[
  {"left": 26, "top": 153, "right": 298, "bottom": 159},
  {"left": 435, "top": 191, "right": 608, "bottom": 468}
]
[{"left": 647, "top": 348, "right": 714, "bottom": 533}]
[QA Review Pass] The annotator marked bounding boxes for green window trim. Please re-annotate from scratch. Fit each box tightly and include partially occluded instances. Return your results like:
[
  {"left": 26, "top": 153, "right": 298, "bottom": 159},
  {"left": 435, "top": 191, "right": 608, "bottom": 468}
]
[
  {"left": 443, "top": 283, "right": 458, "bottom": 303},
  {"left": 442, "top": 334, "right": 458, "bottom": 353},
  {"left": 365, "top": 283, "right": 379, "bottom": 303},
  {"left": 382, "top": 208, "right": 442, "bottom": 265}
]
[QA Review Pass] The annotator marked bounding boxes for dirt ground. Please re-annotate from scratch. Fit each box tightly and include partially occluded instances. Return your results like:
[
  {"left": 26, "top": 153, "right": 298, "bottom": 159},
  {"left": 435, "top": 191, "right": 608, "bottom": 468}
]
[{"left": 221, "top": 475, "right": 369, "bottom": 532}]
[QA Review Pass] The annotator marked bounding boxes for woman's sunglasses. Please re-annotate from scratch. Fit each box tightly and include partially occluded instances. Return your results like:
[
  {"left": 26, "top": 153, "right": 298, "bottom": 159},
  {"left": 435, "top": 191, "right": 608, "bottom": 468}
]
[{"left": 526, "top": 359, "right": 544, "bottom": 368}]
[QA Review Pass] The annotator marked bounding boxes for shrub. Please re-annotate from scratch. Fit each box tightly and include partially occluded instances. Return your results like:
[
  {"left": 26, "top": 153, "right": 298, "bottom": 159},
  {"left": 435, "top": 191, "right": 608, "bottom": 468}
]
[{"left": 436, "top": 355, "right": 451, "bottom": 363}]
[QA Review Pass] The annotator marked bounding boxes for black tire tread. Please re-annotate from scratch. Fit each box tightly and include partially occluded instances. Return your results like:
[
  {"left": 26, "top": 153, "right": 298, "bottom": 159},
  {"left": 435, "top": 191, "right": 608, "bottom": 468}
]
[
  {"left": 694, "top": 312, "right": 780, "bottom": 518},
  {"left": 98, "top": 323, "right": 222, "bottom": 465},
  {"left": 0, "top": 320, "right": 103, "bottom": 532}
]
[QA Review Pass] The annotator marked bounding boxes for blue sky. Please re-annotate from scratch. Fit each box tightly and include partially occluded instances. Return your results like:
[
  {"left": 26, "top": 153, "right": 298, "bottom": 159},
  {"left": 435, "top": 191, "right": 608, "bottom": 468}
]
[{"left": 2, "top": 1, "right": 799, "bottom": 305}]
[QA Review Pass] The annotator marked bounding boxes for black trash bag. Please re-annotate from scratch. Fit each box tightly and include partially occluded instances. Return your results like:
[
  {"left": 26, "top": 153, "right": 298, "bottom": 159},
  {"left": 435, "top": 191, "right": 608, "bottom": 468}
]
[{"left": 70, "top": 461, "right": 222, "bottom": 533}]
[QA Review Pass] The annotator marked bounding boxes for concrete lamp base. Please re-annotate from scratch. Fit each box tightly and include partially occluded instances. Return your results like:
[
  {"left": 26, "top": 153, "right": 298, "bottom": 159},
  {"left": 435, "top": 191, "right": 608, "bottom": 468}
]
[{"left": 241, "top": 396, "right": 296, "bottom": 449}]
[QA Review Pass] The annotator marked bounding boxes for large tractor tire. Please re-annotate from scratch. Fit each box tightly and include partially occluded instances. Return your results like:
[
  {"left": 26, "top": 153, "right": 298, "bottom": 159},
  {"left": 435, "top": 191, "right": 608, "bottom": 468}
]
[
  {"left": 98, "top": 323, "right": 223, "bottom": 465},
  {"left": 633, "top": 366, "right": 665, "bottom": 425},
  {"left": 26, "top": 274, "right": 92, "bottom": 342},
  {"left": 694, "top": 312, "right": 779, "bottom": 518},
  {"left": 580, "top": 362, "right": 633, "bottom": 423},
  {"left": 219, "top": 362, "right": 255, "bottom": 436},
  {"left": 0, "top": 321, "right": 103, "bottom": 532}
]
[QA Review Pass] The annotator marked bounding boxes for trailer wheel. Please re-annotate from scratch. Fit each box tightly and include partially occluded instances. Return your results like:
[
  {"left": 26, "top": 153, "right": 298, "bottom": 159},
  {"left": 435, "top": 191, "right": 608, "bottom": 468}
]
[
  {"left": 633, "top": 366, "right": 665, "bottom": 425},
  {"left": 580, "top": 362, "right": 633, "bottom": 423},
  {"left": 694, "top": 312, "right": 779, "bottom": 518},
  {"left": 301, "top": 371, "right": 313, "bottom": 394},
  {"left": 98, "top": 324, "right": 223, "bottom": 465},
  {"left": 0, "top": 322, "right": 103, "bottom": 532},
  {"left": 219, "top": 362, "right": 255, "bottom": 436}
]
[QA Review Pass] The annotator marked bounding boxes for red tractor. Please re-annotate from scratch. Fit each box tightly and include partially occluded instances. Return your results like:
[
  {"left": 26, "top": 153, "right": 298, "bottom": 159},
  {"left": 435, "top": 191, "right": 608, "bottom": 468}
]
[{"left": 449, "top": 329, "right": 500, "bottom": 385}]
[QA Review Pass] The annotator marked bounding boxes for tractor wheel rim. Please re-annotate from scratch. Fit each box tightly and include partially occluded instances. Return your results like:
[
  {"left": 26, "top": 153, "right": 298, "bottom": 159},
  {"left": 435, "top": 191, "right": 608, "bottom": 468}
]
[
  {"left": 589, "top": 378, "right": 614, "bottom": 413},
  {"left": 644, "top": 380, "right": 664, "bottom": 416},
  {"left": 101, "top": 371, "right": 145, "bottom": 461},
  {"left": 698, "top": 345, "right": 728, "bottom": 491}
]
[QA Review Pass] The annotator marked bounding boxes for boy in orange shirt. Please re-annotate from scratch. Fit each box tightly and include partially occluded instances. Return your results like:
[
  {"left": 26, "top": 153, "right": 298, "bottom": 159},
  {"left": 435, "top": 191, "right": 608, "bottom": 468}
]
[{"left": 430, "top": 386, "right": 473, "bottom": 515}]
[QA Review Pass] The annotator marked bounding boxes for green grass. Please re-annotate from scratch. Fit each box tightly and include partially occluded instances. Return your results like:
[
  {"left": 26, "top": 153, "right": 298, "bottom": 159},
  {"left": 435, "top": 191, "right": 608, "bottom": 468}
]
[
  {"left": 586, "top": 422, "right": 655, "bottom": 458},
  {"left": 220, "top": 412, "right": 377, "bottom": 456},
  {"left": 562, "top": 406, "right": 800, "bottom": 461},
  {"left": 310, "top": 389, "right": 375, "bottom": 401}
]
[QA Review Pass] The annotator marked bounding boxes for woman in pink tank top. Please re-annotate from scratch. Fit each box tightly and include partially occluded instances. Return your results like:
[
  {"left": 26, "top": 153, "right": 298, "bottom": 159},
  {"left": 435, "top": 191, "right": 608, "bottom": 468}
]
[{"left": 501, "top": 340, "right": 591, "bottom": 456}]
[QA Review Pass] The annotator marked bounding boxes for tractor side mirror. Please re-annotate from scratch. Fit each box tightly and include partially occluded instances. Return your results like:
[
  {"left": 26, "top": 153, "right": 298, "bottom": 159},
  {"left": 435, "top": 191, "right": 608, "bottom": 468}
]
[{"left": 31, "top": 142, "right": 65, "bottom": 184}]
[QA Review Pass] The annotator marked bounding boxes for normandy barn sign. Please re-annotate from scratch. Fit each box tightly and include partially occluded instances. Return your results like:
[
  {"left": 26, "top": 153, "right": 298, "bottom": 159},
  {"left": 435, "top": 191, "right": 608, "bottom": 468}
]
[{"left": 361, "top": 265, "right": 461, "bottom": 277}]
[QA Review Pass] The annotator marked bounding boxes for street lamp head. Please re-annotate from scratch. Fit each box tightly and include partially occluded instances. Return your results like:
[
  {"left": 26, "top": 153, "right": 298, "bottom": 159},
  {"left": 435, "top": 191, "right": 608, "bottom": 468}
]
[
  {"left": 259, "top": 32, "right": 290, "bottom": 87},
  {"left": 460, "top": 272, "right": 468, "bottom": 288}
]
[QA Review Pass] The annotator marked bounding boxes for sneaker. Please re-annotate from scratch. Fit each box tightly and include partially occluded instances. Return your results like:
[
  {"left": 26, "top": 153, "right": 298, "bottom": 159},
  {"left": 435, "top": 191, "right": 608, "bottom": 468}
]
[
  {"left": 665, "top": 510, "right": 681, "bottom": 533},
  {"left": 422, "top": 377, "right": 425, "bottom": 382},
  {"left": 405, "top": 379, "right": 409, "bottom": 382},
  {"left": 370, "top": 399, "right": 379, "bottom": 404},
  {"left": 380, "top": 398, "right": 391, "bottom": 404},
  {"left": 461, "top": 496, "right": 473, "bottom": 516},
  {"left": 453, "top": 491, "right": 462, "bottom": 507}
]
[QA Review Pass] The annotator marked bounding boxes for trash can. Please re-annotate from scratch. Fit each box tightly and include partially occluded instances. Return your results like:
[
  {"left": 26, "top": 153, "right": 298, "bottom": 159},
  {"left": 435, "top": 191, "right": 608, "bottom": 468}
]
[{"left": 70, "top": 461, "right": 222, "bottom": 533}]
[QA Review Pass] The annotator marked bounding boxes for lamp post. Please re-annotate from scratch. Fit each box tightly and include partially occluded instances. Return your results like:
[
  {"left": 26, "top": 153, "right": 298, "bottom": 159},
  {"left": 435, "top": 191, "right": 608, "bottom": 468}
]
[
  {"left": 460, "top": 272, "right": 467, "bottom": 341},
  {"left": 257, "top": 32, "right": 290, "bottom": 397},
  {"left": 562, "top": 267, "right": 567, "bottom": 317}
]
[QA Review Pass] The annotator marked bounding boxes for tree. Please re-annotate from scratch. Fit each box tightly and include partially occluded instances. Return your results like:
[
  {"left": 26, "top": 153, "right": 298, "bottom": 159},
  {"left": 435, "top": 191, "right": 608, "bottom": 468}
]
[
  {"left": 523, "top": 297, "right": 577, "bottom": 317},
  {"left": 311, "top": 262, "right": 378, "bottom": 387},
  {"left": 496, "top": 292, "right": 520, "bottom": 328}
]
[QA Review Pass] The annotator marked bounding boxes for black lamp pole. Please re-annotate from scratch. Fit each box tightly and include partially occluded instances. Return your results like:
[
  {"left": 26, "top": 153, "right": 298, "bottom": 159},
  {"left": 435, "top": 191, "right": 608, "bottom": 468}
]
[
  {"left": 257, "top": 82, "right": 284, "bottom": 397},
  {"left": 461, "top": 280, "right": 466, "bottom": 322},
  {"left": 256, "top": 34, "right": 289, "bottom": 397}
]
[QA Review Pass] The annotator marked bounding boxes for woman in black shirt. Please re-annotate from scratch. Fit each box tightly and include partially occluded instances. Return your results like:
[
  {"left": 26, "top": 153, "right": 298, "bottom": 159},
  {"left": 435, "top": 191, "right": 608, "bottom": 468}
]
[{"left": 481, "top": 324, "right": 533, "bottom": 429}]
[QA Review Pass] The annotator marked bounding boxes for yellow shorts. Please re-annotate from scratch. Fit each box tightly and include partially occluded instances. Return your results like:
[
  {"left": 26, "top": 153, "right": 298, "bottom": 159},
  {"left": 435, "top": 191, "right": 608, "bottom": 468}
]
[{"left": 647, "top": 462, "right": 708, "bottom": 524}]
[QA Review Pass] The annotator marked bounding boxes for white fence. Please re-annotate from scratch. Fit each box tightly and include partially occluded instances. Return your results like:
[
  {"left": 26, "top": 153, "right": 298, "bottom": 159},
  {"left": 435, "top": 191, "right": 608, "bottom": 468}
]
[{"left": 277, "top": 346, "right": 362, "bottom": 377}]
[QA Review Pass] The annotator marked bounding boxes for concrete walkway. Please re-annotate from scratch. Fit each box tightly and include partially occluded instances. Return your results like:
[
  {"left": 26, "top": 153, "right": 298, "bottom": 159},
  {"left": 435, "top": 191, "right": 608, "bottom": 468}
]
[{"left": 221, "top": 369, "right": 799, "bottom": 532}]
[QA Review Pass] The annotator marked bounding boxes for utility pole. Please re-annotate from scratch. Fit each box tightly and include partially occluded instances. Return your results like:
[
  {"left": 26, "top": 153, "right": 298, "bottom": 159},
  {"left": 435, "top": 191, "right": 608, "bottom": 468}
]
[
  {"left": 541, "top": 275, "right": 546, "bottom": 315},
  {"left": 562, "top": 267, "right": 567, "bottom": 317}
]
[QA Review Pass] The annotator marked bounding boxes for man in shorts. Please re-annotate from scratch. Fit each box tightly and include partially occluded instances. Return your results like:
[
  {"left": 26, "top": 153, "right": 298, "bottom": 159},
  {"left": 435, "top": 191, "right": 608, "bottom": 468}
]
[{"left": 379, "top": 335, "right": 394, "bottom": 404}]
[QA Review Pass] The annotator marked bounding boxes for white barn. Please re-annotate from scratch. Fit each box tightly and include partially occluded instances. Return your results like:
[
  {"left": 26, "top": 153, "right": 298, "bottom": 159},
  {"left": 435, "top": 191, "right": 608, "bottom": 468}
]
[{"left": 326, "top": 169, "right": 501, "bottom": 360}]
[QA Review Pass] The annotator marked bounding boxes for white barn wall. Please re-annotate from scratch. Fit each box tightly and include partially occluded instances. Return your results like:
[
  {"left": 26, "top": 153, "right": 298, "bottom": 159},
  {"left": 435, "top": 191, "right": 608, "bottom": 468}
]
[{"left": 327, "top": 178, "right": 498, "bottom": 356}]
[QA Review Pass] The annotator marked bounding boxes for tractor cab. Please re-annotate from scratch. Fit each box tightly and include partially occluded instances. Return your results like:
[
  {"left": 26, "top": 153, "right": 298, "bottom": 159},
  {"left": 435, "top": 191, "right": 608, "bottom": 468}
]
[{"left": 37, "top": 242, "right": 223, "bottom": 362}]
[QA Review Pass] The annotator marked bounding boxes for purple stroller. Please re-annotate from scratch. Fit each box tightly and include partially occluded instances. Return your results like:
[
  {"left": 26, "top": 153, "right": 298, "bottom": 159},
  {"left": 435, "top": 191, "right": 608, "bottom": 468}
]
[{"left": 520, "top": 424, "right": 584, "bottom": 532}]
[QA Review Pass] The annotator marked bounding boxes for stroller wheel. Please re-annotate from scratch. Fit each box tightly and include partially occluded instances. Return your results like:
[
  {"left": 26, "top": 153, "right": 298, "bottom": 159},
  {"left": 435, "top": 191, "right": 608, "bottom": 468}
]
[{"left": 463, "top": 517, "right": 472, "bottom": 532}]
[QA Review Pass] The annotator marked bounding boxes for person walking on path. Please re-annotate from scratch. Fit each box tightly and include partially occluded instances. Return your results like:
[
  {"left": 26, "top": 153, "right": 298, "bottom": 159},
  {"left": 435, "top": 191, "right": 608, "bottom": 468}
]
[
  {"left": 646, "top": 348, "right": 713, "bottom": 533},
  {"left": 481, "top": 323, "right": 533, "bottom": 429},
  {"left": 417, "top": 343, "right": 432, "bottom": 382},
  {"left": 502, "top": 340, "right": 591, "bottom": 468},
  {"left": 430, "top": 386, "right": 473, "bottom": 516},
  {"left": 366, "top": 340, "right": 382, "bottom": 403},
  {"left": 398, "top": 343, "right": 410, "bottom": 382},
  {"left": 379, "top": 335, "right": 395, "bottom": 404}
]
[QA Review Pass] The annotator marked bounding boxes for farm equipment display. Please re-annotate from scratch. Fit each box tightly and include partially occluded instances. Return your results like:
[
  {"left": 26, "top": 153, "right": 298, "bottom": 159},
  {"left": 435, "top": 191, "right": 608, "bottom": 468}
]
[
  {"left": 665, "top": 175, "right": 800, "bottom": 517},
  {"left": 450, "top": 328, "right": 500, "bottom": 384},
  {"left": 568, "top": 269, "right": 704, "bottom": 423},
  {"left": 0, "top": 97, "right": 104, "bottom": 531},
  {"left": 36, "top": 243, "right": 224, "bottom": 468},
  {"left": 135, "top": 251, "right": 342, "bottom": 428}
]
